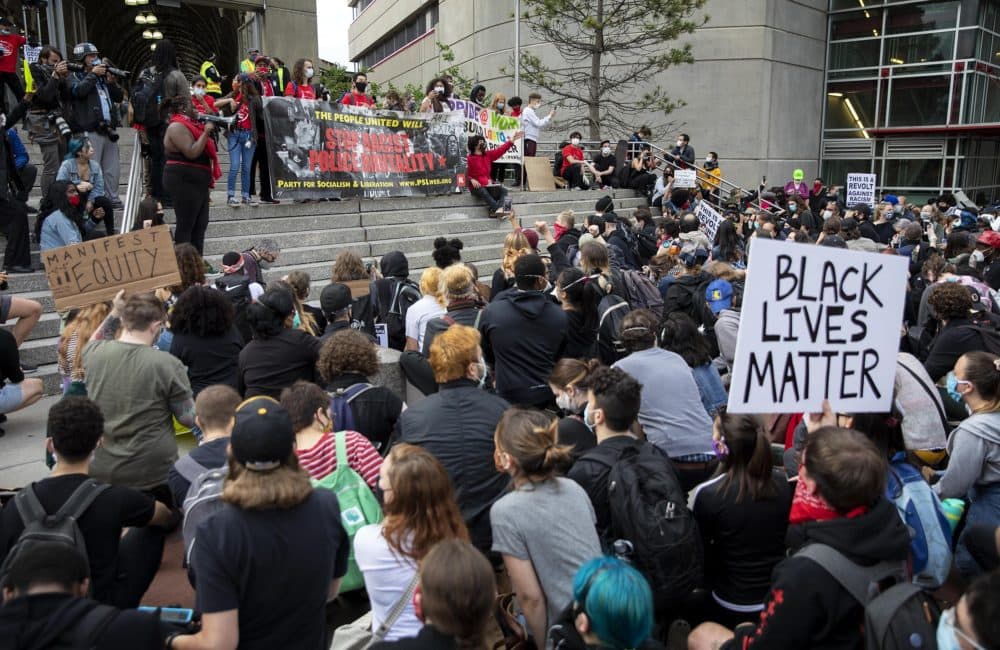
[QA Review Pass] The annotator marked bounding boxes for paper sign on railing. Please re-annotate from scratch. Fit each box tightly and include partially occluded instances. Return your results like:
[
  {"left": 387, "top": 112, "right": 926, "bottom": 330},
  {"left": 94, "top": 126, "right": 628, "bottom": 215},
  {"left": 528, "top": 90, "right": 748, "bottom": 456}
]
[{"left": 673, "top": 169, "right": 697, "bottom": 188}]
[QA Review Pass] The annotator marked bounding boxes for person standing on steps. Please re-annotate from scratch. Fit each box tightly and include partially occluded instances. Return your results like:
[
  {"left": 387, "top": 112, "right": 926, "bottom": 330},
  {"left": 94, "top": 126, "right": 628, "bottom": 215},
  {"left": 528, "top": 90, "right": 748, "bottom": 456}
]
[
  {"left": 520, "top": 93, "right": 554, "bottom": 158},
  {"left": 26, "top": 46, "right": 70, "bottom": 200},
  {"left": 249, "top": 56, "right": 279, "bottom": 204},
  {"left": 162, "top": 95, "right": 219, "bottom": 255},
  {"left": 143, "top": 39, "right": 190, "bottom": 207}
]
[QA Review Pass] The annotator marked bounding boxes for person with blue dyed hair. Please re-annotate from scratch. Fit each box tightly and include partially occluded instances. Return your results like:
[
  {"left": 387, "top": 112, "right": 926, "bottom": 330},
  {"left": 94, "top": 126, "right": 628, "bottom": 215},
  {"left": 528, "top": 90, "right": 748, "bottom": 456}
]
[{"left": 548, "top": 555, "right": 662, "bottom": 649}]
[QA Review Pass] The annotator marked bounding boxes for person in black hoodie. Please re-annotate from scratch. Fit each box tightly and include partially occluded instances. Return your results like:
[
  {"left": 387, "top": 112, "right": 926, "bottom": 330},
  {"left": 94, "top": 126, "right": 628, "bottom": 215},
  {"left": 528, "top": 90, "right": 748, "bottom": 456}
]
[
  {"left": 370, "top": 251, "right": 418, "bottom": 351},
  {"left": 923, "top": 281, "right": 989, "bottom": 383},
  {"left": 689, "top": 425, "right": 910, "bottom": 650},
  {"left": 555, "top": 267, "right": 598, "bottom": 359},
  {"left": 479, "top": 254, "right": 568, "bottom": 408},
  {"left": 0, "top": 543, "right": 170, "bottom": 650}
]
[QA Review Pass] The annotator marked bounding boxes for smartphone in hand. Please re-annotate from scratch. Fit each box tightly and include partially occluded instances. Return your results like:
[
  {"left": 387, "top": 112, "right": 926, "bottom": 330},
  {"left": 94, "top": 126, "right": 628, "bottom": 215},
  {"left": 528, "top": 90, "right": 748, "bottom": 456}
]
[{"left": 503, "top": 195, "right": 513, "bottom": 213}]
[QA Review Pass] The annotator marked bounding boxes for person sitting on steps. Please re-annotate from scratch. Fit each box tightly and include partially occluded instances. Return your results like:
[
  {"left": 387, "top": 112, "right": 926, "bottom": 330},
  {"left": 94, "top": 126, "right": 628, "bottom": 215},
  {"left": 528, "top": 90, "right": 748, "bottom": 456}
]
[{"left": 466, "top": 131, "right": 523, "bottom": 218}]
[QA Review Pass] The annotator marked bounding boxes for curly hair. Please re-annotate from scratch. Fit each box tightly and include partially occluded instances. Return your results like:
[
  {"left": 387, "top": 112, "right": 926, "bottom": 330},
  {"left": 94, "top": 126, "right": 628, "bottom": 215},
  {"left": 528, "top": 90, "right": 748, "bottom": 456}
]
[
  {"left": 928, "top": 282, "right": 973, "bottom": 321},
  {"left": 169, "top": 243, "right": 206, "bottom": 295},
  {"left": 317, "top": 329, "right": 379, "bottom": 382},
  {"left": 501, "top": 231, "right": 531, "bottom": 277},
  {"left": 284, "top": 270, "right": 311, "bottom": 300},
  {"left": 48, "top": 396, "right": 104, "bottom": 462},
  {"left": 585, "top": 366, "right": 642, "bottom": 432},
  {"left": 171, "top": 285, "right": 235, "bottom": 337},
  {"left": 432, "top": 237, "right": 464, "bottom": 269},
  {"left": 279, "top": 380, "right": 329, "bottom": 433},
  {"left": 331, "top": 250, "right": 367, "bottom": 282}
]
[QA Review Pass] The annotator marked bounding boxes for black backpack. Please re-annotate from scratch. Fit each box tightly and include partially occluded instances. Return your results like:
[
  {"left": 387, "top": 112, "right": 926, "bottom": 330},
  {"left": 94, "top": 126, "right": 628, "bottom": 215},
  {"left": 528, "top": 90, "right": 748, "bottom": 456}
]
[
  {"left": 0, "top": 480, "right": 109, "bottom": 593},
  {"left": 596, "top": 293, "right": 630, "bottom": 365},
  {"left": 797, "top": 543, "right": 940, "bottom": 650},
  {"left": 12, "top": 597, "right": 120, "bottom": 650},
  {"left": 634, "top": 230, "right": 659, "bottom": 263},
  {"left": 131, "top": 67, "right": 165, "bottom": 128},
  {"left": 591, "top": 443, "right": 703, "bottom": 610},
  {"left": 215, "top": 274, "right": 253, "bottom": 343},
  {"left": 372, "top": 278, "right": 422, "bottom": 351}
]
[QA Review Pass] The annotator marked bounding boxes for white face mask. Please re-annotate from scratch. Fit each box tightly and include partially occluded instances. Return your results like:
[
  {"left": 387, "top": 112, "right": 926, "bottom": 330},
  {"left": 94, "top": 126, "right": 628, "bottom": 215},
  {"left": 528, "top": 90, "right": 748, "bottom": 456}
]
[
  {"left": 434, "top": 86, "right": 445, "bottom": 94},
  {"left": 676, "top": 140, "right": 684, "bottom": 148},
  {"left": 705, "top": 157, "right": 713, "bottom": 163},
  {"left": 601, "top": 147, "right": 611, "bottom": 156},
  {"left": 971, "top": 249, "right": 985, "bottom": 265},
  {"left": 822, "top": 209, "right": 833, "bottom": 220},
  {"left": 305, "top": 67, "right": 314, "bottom": 79},
  {"left": 497, "top": 102, "right": 505, "bottom": 110},
  {"left": 192, "top": 87, "right": 205, "bottom": 97},
  {"left": 571, "top": 137, "right": 581, "bottom": 146}
]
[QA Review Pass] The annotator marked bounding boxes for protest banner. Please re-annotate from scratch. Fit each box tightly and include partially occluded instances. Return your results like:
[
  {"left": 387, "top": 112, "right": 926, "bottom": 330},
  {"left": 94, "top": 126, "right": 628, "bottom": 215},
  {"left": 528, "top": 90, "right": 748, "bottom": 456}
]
[
  {"left": 263, "top": 97, "right": 469, "bottom": 200},
  {"left": 42, "top": 226, "right": 181, "bottom": 311},
  {"left": 727, "top": 238, "right": 908, "bottom": 414},
  {"left": 673, "top": 168, "right": 697, "bottom": 188},
  {"left": 695, "top": 201, "right": 722, "bottom": 242},
  {"left": 846, "top": 173, "right": 876, "bottom": 207},
  {"left": 447, "top": 99, "right": 523, "bottom": 165}
]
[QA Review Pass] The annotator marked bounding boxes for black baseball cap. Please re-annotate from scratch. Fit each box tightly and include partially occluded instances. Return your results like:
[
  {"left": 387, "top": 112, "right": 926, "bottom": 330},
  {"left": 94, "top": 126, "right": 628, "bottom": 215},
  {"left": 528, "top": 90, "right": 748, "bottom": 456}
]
[
  {"left": 320, "top": 282, "right": 352, "bottom": 315},
  {"left": 231, "top": 397, "right": 295, "bottom": 471},
  {"left": 595, "top": 196, "right": 614, "bottom": 213}
]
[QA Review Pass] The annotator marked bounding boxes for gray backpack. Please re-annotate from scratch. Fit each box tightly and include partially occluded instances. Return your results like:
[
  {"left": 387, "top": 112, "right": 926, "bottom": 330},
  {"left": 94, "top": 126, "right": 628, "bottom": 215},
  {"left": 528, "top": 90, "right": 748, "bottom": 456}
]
[
  {"left": 0, "top": 479, "right": 109, "bottom": 592},
  {"left": 797, "top": 543, "right": 941, "bottom": 650},
  {"left": 178, "top": 456, "right": 228, "bottom": 567}
]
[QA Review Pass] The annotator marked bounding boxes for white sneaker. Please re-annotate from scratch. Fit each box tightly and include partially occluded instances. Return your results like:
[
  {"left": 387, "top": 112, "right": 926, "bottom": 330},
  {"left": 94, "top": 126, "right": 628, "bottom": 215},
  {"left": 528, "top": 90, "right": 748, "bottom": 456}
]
[{"left": 227, "top": 197, "right": 240, "bottom": 207}]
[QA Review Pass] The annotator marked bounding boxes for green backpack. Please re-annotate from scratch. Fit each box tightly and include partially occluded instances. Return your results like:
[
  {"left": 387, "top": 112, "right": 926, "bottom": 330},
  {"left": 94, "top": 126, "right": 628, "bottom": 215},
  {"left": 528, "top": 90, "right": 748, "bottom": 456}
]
[{"left": 311, "top": 431, "right": 383, "bottom": 593}]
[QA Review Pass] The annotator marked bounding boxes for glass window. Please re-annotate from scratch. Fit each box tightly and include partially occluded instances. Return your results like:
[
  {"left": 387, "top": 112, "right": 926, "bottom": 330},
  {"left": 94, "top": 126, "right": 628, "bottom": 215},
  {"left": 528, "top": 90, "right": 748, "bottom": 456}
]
[
  {"left": 883, "top": 31, "right": 955, "bottom": 65},
  {"left": 886, "top": 1, "right": 959, "bottom": 34},
  {"left": 831, "top": 9, "right": 884, "bottom": 40},
  {"left": 822, "top": 159, "right": 874, "bottom": 183},
  {"left": 830, "top": 0, "right": 873, "bottom": 11},
  {"left": 826, "top": 80, "right": 878, "bottom": 131},
  {"left": 884, "top": 158, "right": 943, "bottom": 187},
  {"left": 830, "top": 39, "right": 882, "bottom": 69},
  {"left": 888, "top": 75, "right": 951, "bottom": 125}
]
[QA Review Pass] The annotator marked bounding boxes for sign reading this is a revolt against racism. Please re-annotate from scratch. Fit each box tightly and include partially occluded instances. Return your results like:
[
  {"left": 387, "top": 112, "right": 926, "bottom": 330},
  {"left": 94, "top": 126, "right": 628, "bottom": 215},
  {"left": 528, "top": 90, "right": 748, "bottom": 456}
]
[
  {"left": 727, "top": 239, "right": 908, "bottom": 414},
  {"left": 846, "top": 172, "right": 877, "bottom": 207},
  {"left": 42, "top": 226, "right": 181, "bottom": 311},
  {"left": 694, "top": 200, "right": 722, "bottom": 242}
]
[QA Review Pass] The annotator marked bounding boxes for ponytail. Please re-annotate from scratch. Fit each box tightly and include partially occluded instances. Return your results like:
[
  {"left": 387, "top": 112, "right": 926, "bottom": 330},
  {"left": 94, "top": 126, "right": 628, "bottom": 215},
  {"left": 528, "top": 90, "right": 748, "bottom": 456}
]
[
  {"left": 717, "top": 412, "right": 777, "bottom": 503},
  {"left": 495, "top": 408, "right": 572, "bottom": 483}
]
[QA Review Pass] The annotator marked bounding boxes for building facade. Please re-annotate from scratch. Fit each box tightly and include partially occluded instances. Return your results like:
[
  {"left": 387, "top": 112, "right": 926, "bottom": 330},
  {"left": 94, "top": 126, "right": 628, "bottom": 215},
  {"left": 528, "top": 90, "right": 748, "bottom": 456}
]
[{"left": 349, "top": 0, "right": 1000, "bottom": 202}]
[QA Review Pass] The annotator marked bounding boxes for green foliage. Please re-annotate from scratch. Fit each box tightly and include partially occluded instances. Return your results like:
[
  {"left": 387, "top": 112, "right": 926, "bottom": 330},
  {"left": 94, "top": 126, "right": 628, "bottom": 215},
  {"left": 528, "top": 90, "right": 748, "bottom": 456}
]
[{"left": 505, "top": 0, "right": 709, "bottom": 139}]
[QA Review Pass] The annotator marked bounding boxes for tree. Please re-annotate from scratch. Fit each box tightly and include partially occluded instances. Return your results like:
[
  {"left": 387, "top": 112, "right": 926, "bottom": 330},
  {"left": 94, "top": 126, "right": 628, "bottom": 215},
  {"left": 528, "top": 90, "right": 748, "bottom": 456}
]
[{"left": 507, "top": 0, "right": 708, "bottom": 140}]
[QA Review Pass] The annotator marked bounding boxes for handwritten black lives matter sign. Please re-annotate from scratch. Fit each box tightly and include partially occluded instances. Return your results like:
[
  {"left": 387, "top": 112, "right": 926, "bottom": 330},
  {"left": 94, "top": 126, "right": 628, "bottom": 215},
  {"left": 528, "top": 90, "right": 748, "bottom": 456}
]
[
  {"left": 727, "top": 239, "right": 908, "bottom": 414},
  {"left": 42, "top": 226, "right": 181, "bottom": 311}
]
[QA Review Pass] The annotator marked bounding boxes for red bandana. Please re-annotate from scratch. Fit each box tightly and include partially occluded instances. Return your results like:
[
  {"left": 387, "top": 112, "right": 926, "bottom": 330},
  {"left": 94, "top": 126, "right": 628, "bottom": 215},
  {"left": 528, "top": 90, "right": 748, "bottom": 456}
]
[
  {"left": 169, "top": 113, "right": 222, "bottom": 187},
  {"left": 788, "top": 478, "right": 868, "bottom": 525}
]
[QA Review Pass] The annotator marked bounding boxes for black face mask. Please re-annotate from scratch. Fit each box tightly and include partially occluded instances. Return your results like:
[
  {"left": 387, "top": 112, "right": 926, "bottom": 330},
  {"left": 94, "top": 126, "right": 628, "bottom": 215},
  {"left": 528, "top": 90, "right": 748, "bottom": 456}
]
[{"left": 355, "top": 82, "right": 367, "bottom": 93}]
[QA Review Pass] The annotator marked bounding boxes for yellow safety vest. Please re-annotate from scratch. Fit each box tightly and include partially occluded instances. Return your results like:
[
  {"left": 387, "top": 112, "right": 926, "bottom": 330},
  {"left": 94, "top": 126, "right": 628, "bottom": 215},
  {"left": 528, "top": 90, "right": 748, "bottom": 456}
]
[
  {"left": 276, "top": 67, "right": 286, "bottom": 93},
  {"left": 240, "top": 58, "right": 254, "bottom": 74},
  {"left": 23, "top": 59, "right": 34, "bottom": 94},
  {"left": 199, "top": 60, "right": 221, "bottom": 94}
]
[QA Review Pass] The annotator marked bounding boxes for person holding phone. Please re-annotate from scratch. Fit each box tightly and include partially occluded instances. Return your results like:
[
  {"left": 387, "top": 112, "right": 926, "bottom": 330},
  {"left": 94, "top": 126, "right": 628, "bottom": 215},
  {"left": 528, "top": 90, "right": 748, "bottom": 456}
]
[{"left": 420, "top": 78, "right": 452, "bottom": 113}]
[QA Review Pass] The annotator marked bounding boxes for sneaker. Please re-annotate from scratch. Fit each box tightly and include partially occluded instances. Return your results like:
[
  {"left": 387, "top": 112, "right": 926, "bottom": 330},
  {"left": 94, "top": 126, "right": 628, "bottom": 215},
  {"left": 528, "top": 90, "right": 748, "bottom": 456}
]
[
  {"left": 261, "top": 198, "right": 280, "bottom": 205},
  {"left": 246, "top": 196, "right": 259, "bottom": 207},
  {"left": 227, "top": 197, "right": 241, "bottom": 207},
  {"left": 20, "top": 362, "right": 38, "bottom": 374},
  {"left": 493, "top": 207, "right": 507, "bottom": 217}
]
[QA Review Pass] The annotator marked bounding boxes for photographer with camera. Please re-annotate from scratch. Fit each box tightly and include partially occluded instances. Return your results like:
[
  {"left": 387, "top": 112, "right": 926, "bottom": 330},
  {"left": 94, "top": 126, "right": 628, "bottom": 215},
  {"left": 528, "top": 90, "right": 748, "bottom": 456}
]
[
  {"left": 56, "top": 138, "right": 116, "bottom": 238},
  {"left": 67, "top": 43, "right": 124, "bottom": 211},
  {"left": 26, "top": 46, "right": 70, "bottom": 199}
]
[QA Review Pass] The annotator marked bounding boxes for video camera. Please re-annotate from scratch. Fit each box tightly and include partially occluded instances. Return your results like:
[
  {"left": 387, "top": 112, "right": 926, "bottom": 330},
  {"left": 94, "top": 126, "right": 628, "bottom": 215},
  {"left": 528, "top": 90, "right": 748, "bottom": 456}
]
[{"left": 197, "top": 113, "right": 235, "bottom": 128}]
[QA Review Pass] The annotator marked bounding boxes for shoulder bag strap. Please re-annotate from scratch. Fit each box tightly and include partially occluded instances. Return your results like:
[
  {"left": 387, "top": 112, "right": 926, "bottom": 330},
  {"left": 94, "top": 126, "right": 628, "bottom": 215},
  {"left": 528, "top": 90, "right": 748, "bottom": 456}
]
[
  {"left": 344, "top": 383, "right": 376, "bottom": 404},
  {"left": 473, "top": 309, "right": 483, "bottom": 330},
  {"left": 371, "top": 572, "right": 420, "bottom": 643},
  {"left": 898, "top": 361, "right": 950, "bottom": 434},
  {"left": 174, "top": 454, "right": 210, "bottom": 484},
  {"left": 14, "top": 484, "right": 49, "bottom": 527},
  {"left": 54, "top": 478, "right": 110, "bottom": 521},
  {"left": 334, "top": 430, "right": 349, "bottom": 477},
  {"left": 796, "top": 543, "right": 904, "bottom": 606}
]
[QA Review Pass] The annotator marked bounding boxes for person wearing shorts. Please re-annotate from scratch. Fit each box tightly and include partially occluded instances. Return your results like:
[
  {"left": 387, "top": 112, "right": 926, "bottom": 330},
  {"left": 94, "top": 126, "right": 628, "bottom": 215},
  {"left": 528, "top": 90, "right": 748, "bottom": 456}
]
[
  {"left": 0, "top": 328, "right": 43, "bottom": 425},
  {"left": 0, "top": 283, "right": 42, "bottom": 346}
]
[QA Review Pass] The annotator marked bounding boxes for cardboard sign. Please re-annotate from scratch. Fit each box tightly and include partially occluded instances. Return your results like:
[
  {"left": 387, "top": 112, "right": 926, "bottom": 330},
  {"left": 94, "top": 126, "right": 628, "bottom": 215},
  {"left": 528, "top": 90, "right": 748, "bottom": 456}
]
[
  {"left": 42, "top": 226, "right": 181, "bottom": 311},
  {"left": 695, "top": 201, "right": 723, "bottom": 242},
  {"left": 846, "top": 173, "right": 876, "bottom": 207},
  {"left": 674, "top": 168, "right": 697, "bottom": 188},
  {"left": 727, "top": 239, "right": 908, "bottom": 414},
  {"left": 524, "top": 156, "right": 556, "bottom": 191}
]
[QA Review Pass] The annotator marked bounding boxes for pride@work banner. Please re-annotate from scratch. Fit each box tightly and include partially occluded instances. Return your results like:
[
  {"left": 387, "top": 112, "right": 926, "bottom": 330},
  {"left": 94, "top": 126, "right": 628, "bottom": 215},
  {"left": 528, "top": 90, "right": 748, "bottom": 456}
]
[
  {"left": 262, "top": 97, "right": 469, "bottom": 200},
  {"left": 447, "top": 99, "right": 523, "bottom": 165}
]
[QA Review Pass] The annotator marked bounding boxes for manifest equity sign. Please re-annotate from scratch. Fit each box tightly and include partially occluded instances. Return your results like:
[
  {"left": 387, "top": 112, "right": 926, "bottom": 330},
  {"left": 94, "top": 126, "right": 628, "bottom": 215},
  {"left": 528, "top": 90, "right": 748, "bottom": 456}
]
[
  {"left": 263, "top": 97, "right": 469, "bottom": 200},
  {"left": 846, "top": 173, "right": 877, "bottom": 208},
  {"left": 42, "top": 226, "right": 181, "bottom": 311},
  {"left": 727, "top": 238, "right": 908, "bottom": 414}
]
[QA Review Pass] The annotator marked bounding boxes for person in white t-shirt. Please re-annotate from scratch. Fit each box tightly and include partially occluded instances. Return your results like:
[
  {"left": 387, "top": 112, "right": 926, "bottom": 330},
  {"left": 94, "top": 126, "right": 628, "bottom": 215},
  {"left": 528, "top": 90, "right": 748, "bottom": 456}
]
[
  {"left": 404, "top": 267, "right": 445, "bottom": 352},
  {"left": 520, "top": 93, "right": 555, "bottom": 157},
  {"left": 354, "top": 444, "right": 469, "bottom": 642}
]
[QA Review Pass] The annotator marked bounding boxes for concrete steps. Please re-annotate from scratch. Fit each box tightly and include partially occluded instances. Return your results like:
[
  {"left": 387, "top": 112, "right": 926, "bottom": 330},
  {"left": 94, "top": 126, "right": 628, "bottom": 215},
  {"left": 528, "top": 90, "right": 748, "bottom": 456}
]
[{"left": 5, "top": 154, "right": 646, "bottom": 394}]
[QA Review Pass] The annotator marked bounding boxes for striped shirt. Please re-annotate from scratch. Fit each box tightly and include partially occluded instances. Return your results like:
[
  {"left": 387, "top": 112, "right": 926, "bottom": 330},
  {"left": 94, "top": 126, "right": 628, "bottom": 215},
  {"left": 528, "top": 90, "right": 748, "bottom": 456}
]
[{"left": 296, "top": 431, "right": 382, "bottom": 487}]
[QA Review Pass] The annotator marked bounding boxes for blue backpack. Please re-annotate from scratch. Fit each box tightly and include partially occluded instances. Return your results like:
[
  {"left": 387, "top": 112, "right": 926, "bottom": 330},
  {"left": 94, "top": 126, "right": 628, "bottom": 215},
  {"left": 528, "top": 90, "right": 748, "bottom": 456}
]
[
  {"left": 886, "top": 455, "right": 953, "bottom": 589},
  {"left": 329, "top": 383, "right": 375, "bottom": 438}
]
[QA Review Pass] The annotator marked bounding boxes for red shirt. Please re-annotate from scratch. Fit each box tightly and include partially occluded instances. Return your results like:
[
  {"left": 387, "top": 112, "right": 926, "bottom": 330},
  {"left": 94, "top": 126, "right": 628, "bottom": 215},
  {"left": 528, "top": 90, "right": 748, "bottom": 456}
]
[
  {"left": 0, "top": 33, "right": 25, "bottom": 74},
  {"left": 296, "top": 430, "right": 382, "bottom": 487},
  {"left": 561, "top": 144, "right": 584, "bottom": 175},
  {"left": 191, "top": 94, "right": 217, "bottom": 115},
  {"left": 467, "top": 140, "right": 515, "bottom": 188},
  {"left": 234, "top": 95, "right": 253, "bottom": 130},
  {"left": 285, "top": 81, "right": 316, "bottom": 99},
  {"left": 340, "top": 91, "right": 374, "bottom": 108}
]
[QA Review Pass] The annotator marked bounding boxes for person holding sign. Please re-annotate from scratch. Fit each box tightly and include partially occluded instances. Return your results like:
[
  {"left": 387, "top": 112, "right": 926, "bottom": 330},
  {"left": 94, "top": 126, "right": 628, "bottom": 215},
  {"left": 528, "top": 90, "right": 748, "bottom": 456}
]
[{"left": 162, "top": 95, "right": 220, "bottom": 254}]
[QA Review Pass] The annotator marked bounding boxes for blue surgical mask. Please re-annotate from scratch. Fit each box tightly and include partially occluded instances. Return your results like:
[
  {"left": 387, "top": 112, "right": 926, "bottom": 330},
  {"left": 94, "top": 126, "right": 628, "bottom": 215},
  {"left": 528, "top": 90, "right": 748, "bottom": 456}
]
[
  {"left": 292, "top": 312, "right": 301, "bottom": 329},
  {"left": 946, "top": 371, "right": 972, "bottom": 405},
  {"left": 788, "top": 203, "right": 798, "bottom": 213},
  {"left": 583, "top": 402, "right": 596, "bottom": 432}
]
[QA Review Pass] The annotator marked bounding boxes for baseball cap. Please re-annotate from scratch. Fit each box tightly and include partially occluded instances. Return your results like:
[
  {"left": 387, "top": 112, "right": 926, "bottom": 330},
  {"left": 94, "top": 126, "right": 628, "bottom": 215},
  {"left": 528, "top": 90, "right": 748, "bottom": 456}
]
[
  {"left": 978, "top": 230, "right": 1000, "bottom": 249},
  {"left": 320, "top": 282, "right": 352, "bottom": 315},
  {"left": 520, "top": 228, "right": 540, "bottom": 251},
  {"left": 231, "top": 397, "right": 295, "bottom": 471},
  {"left": 596, "top": 196, "right": 614, "bottom": 213},
  {"left": 705, "top": 279, "right": 733, "bottom": 314},
  {"left": 792, "top": 169, "right": 804, "bottom": 181}
]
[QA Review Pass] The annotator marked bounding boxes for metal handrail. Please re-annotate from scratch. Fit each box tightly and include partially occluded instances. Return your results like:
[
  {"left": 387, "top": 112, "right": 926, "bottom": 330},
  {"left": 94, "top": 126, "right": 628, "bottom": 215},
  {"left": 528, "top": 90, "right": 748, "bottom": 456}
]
[
  {"left": 534, "top": 139, "right": 772, "bottom": 214},
  {"left": 121, "top": 130, "right": 143, "bottom": 234}
]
